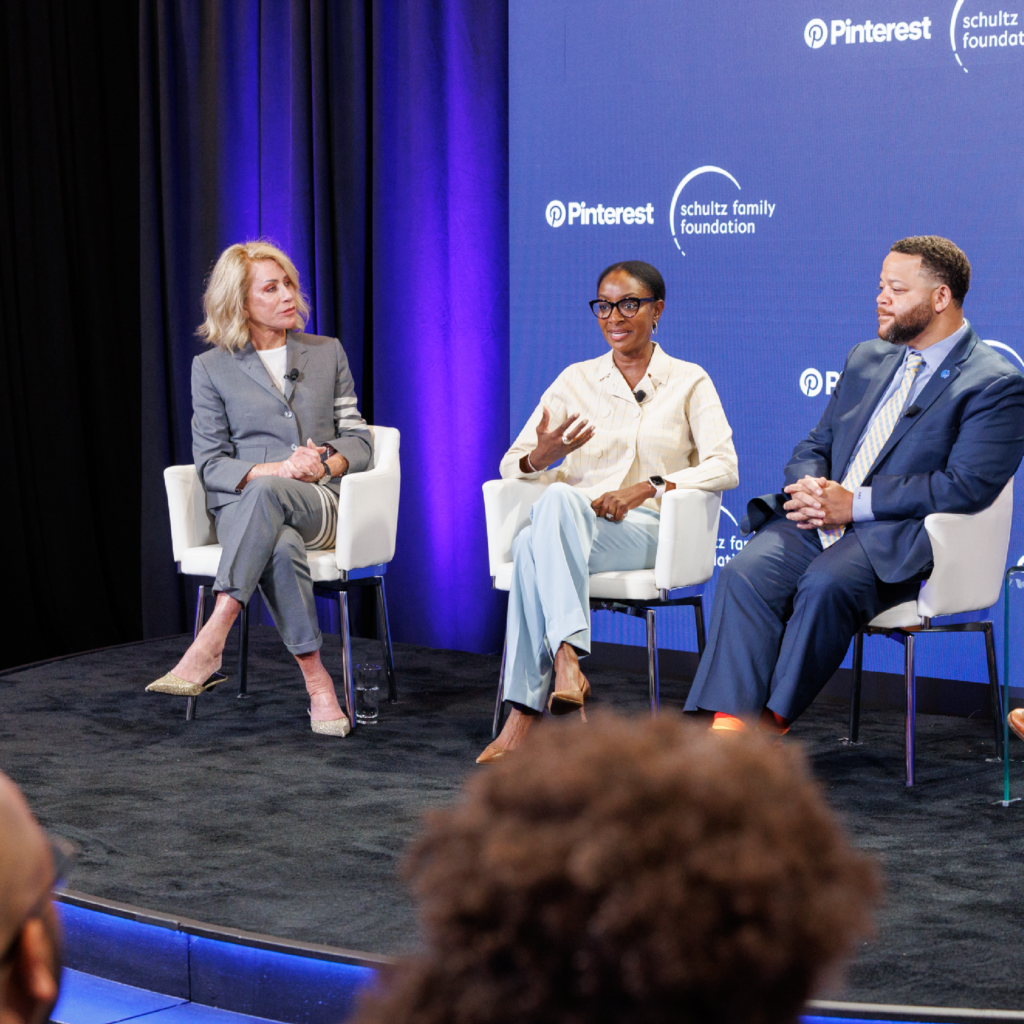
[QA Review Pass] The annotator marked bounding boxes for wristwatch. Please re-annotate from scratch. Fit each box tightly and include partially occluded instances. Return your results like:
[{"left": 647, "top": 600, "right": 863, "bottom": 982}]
[
  {"left": 319, "top": 444, "right": 337, "bottom": 486},
  {"left": 648, "top": 475, "right": 667, "bottom": 500}
]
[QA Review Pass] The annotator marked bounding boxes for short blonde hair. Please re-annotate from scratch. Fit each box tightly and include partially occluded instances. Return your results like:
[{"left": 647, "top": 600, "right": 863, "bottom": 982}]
[{"left": 197, "top": 240, "right": 310, "bottom": 351}]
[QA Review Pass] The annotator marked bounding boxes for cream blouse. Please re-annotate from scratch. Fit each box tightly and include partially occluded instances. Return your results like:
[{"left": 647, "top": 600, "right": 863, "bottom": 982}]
[{"left": 500, "top": 343, "right": 738, "bottom": 511}]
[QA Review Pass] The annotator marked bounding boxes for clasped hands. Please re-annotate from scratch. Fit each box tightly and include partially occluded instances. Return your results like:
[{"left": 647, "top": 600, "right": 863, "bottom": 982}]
[
  {"left": 522, "top": 406, "right": 656, "bottom": 524},
  {"left": 240, "top": 439, "right": 348, "bottom": 490},
  {"left": 278, "top": 439, "right": 330, "bottom": 482},
  {"left": 783, "top": 476, "right": 853, "bottom": 529}
]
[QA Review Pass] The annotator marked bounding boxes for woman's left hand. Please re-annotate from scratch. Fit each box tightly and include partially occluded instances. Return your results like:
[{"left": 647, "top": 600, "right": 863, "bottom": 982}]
[{"left": 591, "top": 482, "right": 657, "bottom": 523}]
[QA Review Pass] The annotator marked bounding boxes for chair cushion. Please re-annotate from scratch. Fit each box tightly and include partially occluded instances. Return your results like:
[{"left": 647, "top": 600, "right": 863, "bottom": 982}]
[
  {"left": 178, "top": 546, "right": 224, "bottom": 578},
  {"left": 492, "top": 564, "right": 513, "bottom": 592},
  {"left": 590, "top": 569, "right": 660, "bottom": 602},
  {"left": 307, "top": 550, "right": 343, "bottom": 582},
  {"left": 179, "top": 545, "right": 343, "bottom": 583},
  {"left": 490, "top": 565, "right": 661, "bottom": 601},
  {"left": 868, "top": 601, "right": 922, "bottom": 629}
]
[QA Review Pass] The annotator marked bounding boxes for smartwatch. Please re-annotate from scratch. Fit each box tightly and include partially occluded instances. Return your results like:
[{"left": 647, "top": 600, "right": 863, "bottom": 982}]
[
  {"left": 319, "top": 444, "right": 337, "bottom": 485},
  {"left": 648, "top": 475, "right": 667, "bottom": 500}
]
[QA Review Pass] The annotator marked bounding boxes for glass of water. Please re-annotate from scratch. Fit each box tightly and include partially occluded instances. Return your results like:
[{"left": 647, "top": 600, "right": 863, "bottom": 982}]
[{"left": 355, "top": 663, "right": 383, "bottom": 725}]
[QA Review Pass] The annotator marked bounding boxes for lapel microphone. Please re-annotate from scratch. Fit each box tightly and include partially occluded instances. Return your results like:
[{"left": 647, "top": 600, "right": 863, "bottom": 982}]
[
  {"left": 634, "top": 389, "right": 647, "bottom": 403},
  {"left": 904, "top": 404, "right": 921, "bottom": 418},
  {"left": 284, "top": 369, "right": 299, "bottom": 382}
]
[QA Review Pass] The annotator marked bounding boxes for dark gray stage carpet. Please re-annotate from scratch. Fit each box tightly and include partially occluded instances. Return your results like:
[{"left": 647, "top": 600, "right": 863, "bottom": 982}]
[{"left": 1, "top": 628, "right": 1023, "bottom": 1010}]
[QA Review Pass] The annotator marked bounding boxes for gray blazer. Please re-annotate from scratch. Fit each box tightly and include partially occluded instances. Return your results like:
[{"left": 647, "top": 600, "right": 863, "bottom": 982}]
[{"left": 191, "top": 332, "right": 373, "bottom": 510}]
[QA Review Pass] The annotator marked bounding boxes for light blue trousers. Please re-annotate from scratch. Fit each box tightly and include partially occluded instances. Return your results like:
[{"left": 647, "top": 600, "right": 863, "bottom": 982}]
[{"left": 503, "top": 483, "right": 660, "bottom": 711}]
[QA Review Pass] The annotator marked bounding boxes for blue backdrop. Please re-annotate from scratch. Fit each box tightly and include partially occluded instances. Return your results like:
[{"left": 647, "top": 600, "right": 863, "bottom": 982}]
[{"left": 510, "top": 0, "right": 1024, "bottom": 681}]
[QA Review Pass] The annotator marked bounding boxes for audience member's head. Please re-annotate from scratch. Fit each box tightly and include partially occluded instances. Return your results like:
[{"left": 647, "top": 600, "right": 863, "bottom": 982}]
[
  {"left": 355, "top": 714, "right": 880, "bottom": 1024},
  {"left": 0, "top": 772, "right": 64, "bottom": 1024}
]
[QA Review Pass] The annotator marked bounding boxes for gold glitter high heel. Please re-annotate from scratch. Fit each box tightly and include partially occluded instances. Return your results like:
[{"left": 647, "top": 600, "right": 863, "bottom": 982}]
[
  {"left": 146, "top": 671, "right": 225, "bottom": 697},
  {"left": 309, "top": 710, "right": 351, "bottom": 737}
]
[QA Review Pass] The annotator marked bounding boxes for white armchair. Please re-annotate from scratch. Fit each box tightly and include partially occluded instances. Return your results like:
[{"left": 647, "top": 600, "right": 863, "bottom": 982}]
[
  {"left": 163, "top": 425, "right": 401, "bottom": 724},
  {"left": 483, "top": 478, "right": 722, "bottom": 737},
  {"left": 849, "top": 478, "right": 1013, "bottom": 786}
]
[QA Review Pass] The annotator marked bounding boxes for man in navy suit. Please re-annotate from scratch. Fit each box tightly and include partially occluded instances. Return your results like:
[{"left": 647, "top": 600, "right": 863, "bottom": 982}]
[{"left": 684, "top": 237, "right": 1024, "bottom": 731}]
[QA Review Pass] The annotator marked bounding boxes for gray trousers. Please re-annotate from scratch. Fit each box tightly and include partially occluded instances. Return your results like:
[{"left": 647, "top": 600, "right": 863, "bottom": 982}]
[{"left": 213, "top": 477, "right": 337, "bottom": 655}]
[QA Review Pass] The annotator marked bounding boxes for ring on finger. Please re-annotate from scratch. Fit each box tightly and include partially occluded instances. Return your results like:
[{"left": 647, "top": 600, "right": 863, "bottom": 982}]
[{"left": 605, "top": 513, "right": 614, "bottom": 521}]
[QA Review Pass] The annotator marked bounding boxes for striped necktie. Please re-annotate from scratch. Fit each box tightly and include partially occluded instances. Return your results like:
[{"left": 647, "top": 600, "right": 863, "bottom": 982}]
[{"left": 819, "top": 350, "right": 924, "bottom": 549}]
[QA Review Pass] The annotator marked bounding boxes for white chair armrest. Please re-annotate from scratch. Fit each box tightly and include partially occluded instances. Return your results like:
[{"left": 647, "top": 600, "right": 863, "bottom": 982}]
[
  {"left": 653, "top": 488, "right": 722, "bottom": 591},
  {"left": 163, "top": 465, "right": 217, "bottom": 562},
  {"left": 917, "top": 478, "right": 1013, "bottom": 618},
  {"left": 482, "top": 478, "right": 552, "bottom": 578},
  {"left": 334, "top": 426, "right": 401, "bottom": 571}
]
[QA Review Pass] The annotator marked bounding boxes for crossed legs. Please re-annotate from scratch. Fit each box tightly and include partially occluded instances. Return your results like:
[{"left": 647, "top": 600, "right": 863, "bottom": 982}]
[
  {"left": 151, "top": 477, "right": 345, "bottom": 724},
  {"left": 480, "top": 484, "right": 660, "bottom": 760}
]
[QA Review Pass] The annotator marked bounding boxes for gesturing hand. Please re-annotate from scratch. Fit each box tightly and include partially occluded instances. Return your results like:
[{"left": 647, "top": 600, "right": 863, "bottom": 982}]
[{"left": 525, "top": 406, "right": 596, "bottom": 472}]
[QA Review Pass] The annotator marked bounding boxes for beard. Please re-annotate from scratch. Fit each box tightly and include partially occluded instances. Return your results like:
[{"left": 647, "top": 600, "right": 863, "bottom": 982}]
[{"left": 879, "top": 299, "right": 933, "bottom": 345}]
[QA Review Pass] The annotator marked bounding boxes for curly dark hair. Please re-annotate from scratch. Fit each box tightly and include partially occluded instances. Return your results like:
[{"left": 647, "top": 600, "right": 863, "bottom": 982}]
[
  {"left": 890, "top": 236, "right": 971, "bottom": 305},
  {"left": 597, "top": 261, "right": 666, "bottom": 301},
  {"left": 352, "top": 714, "right": 880, "bottom": 1024}
]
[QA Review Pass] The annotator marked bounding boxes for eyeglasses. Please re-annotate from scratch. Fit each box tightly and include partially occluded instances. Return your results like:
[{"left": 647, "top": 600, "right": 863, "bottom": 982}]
[
  {"left": 589, "top": 297, "right": 658, "bottom": 319},
  {"left": 0, "top": 835, "right": 77, "bottom": 968}
]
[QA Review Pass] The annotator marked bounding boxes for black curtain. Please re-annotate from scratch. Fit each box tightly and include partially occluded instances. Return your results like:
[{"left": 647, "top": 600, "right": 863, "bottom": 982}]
[
  {"left": 0, "top": 0, "right": 141, "bottom": 670},
  {"left": 0, "top": 0, "right": 509, "bottom": 668}
]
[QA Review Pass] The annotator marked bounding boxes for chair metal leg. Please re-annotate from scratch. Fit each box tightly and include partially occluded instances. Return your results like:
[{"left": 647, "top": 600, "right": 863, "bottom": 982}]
[
  {"left": 492, "top": 637, "right": 508, "bottom": 739},
  {"left": 186, "top": 586, "right": 208, "bottom": 721},
  {"left": 646, "top": 608, "right": 660, "bottom": 715},
  {"left": 237, "top": 601, "right": 249, "bottom": 698},
  {"left": 850, "top": 632, "right": 864, "bottom": 742},
  {"left": 905, "top": 633, "right": 916, "bottom": 788},
  {"left": 983, "top": 621, "right": 1004, "bottom": 759},
  {"left": 693, "top": 598, "right": 706, "bottom": 659},
  {"left": 192, "top": 585, "right": 207, "bottom": 639},
  {"left": 374, "top": 578, "right": 399, "bottom": 703},
  {"left": 338, "top": 590, "right": 356, "bottom": 728}
]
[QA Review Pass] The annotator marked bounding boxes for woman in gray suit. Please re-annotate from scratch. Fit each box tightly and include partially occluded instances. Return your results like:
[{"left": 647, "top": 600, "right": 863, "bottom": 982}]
[{"left": 147, "top": 240, "right": 372, "bottom": 737}]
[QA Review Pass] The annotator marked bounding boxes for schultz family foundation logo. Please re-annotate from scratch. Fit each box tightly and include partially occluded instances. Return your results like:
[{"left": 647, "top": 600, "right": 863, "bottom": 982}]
[
  {"left": 667, "top": 166, "right": 775, "bottom": 256},
  {"left": 950, "top": 0, "right": 1024, "bottom": 70}
]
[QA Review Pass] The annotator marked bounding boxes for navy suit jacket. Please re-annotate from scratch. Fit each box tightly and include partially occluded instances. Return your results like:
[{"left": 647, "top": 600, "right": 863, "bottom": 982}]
[{"left": 742, "top": 327, "right": 1024, "bottom": 583}]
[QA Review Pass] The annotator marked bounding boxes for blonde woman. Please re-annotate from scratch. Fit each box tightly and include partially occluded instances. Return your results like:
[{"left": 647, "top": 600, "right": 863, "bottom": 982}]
[{"left": 146, "top": 241, "right": 372, "bottom": 737}]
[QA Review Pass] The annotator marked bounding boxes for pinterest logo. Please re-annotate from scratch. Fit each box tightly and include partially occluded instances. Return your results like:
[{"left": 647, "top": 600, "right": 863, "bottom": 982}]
[
  {"left": 800, "top": 368, "right": 823, "bottom": 397},
  {"left": 804, "top": 18, "right": 828, "bottom": 47}
]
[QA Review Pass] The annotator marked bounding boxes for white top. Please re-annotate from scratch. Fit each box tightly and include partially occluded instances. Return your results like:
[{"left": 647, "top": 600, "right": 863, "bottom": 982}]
[
  {"left": 256, "top": 345, "right": 288, "bottom": 392},
  {"left": 501, "top": 343, "right": 739, "bottom": 511}
]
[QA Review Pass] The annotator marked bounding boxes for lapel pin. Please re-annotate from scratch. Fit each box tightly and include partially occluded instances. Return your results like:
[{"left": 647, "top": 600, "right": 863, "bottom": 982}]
[{"left": 940, "top": 369, "right": 951, "bottom": 378}]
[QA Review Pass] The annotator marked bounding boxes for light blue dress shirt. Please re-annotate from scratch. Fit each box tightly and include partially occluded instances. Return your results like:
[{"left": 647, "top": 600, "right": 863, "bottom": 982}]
[{"left": 848, "top": 321, "right": 969, "bottom": 521}]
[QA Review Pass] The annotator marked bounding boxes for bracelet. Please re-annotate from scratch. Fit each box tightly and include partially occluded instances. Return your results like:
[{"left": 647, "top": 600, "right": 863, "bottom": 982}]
[{"left": 526, "top": 452, "right": 540, "bottom": 473}]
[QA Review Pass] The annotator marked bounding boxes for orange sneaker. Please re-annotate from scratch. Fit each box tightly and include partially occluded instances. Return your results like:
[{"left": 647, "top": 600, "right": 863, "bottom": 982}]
[
  {"left": 711, "top": 712, "right": 747, "bottom": 733},
  {"left": 1009, "top": 707, "right": 1024, "bottom": 742},
  {"left": 758, "top": 708, "right": 791, "bottom": 736}
]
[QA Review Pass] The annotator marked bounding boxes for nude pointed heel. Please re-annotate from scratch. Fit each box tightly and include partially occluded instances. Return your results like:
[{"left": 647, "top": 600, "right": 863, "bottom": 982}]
[{"left": 547, "top": 677, "right": 591, "bottom": 716}]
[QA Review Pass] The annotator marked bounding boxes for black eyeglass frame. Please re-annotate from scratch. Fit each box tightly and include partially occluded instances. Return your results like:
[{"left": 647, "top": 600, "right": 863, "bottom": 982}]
[
  {"left": 588, "top": 296, "right": 659, "bottom": 320},
  {"left": 0, "top": 835, "right": 77, "bottom": 968}
]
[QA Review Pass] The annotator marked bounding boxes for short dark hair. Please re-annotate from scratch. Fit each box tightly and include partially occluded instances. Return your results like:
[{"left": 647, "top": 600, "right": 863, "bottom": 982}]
[
  {"left": 352, "top": 715, "right": 880, "bottom": 1024},
  {"left": 597, "top": 260, "right": 666, "bottom": 301},
  {"left": 890, "top": 236, "right": 971, "bottom": 305}
]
